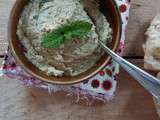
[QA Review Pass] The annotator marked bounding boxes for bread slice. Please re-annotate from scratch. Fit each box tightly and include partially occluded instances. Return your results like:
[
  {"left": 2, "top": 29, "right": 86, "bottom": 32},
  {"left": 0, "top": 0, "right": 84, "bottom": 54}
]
[
  {"left": 143, "top": 14, "right": 160, "bottom": 71},
  {"left": 157, "top": 72, "right": 160, "bottom": 80}
]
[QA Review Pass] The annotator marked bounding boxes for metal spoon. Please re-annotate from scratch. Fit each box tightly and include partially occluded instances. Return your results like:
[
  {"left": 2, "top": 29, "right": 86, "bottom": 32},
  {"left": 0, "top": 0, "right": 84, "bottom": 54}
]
[
  {"left": 81, "top": 0, "right": 160, "bottom": 98},
  {"left": 99, "top": 40, "right": 160, "bottom": 99}
]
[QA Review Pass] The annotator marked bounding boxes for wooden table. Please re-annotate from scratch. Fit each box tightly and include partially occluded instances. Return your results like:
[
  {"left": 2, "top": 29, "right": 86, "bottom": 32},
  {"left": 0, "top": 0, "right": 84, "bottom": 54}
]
[{"left": 0, "top": 0, "right": 160, "bottom": 120}]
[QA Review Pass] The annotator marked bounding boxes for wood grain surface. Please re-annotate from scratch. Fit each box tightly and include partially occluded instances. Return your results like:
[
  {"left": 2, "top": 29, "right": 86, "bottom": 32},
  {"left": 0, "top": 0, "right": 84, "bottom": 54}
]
[
  {"left": 0, "top": 59, "right": 159, "bottom": 120},
  {"left": 0, "top": 0, "right": 15, "bottom": 55},
  {"left": 124, "top": 0, "right": 160, "bottom": 57},
  {"left": 0, "top": 0, "right": 160, "bottom": 120}
]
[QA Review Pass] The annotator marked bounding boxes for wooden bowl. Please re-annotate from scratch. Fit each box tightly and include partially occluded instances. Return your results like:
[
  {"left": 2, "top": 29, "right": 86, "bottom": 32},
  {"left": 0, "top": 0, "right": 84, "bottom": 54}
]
[{"left": 8, "top": 0, "right": 122, "bottom": 85}]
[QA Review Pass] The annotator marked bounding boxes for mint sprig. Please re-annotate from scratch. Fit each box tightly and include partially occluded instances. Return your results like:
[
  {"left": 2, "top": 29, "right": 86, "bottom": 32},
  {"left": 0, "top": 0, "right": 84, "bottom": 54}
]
[{"left": 41, "top": 21, "right": 92, "bottom": 48}]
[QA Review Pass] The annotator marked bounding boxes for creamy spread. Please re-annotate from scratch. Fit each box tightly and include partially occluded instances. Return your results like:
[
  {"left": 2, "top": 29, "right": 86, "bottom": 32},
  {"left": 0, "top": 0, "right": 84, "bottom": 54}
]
[{"left": 17, "top": 0, "right": 112, "bottom": 76}]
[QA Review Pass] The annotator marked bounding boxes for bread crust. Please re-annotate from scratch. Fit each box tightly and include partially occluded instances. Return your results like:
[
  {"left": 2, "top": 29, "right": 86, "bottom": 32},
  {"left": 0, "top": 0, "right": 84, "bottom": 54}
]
[{"left": 143, "top": 14, "right": 160, "bottom": 71}]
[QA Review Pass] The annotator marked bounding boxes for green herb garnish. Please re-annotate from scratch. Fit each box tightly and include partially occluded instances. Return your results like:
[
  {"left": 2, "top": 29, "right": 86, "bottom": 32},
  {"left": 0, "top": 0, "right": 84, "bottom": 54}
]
[{"left": 41, "top": 21, "right": 92, "bottom": 48}]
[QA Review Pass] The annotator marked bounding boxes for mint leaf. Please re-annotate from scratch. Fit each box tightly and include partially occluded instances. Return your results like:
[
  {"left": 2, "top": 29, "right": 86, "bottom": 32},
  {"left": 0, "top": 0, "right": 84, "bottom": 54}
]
[
  {"left": 63, "top": 21, "right": 92, "bottom": 39},
  {"left": 41, "top": 21, "right": 92, "bottom": 48},
  {"left": 41, "top": 29, "right": 64, "bottom": 48}
]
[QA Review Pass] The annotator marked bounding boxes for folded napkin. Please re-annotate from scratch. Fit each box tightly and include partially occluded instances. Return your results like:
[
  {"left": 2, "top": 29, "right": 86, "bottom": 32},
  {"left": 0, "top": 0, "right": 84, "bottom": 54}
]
[{"left": 0, "top": 0, "right": 130, "bottom": 102}]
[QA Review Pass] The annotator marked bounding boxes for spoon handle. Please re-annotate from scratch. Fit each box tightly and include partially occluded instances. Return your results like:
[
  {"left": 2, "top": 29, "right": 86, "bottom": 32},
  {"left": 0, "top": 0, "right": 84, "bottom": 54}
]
[{"left": 99, "top": 40, "right": 160, "bottom": 99}]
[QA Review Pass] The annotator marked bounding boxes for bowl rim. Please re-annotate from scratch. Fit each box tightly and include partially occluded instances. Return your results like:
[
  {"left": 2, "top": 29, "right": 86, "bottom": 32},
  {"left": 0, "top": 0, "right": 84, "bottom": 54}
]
[{"left": 8, "top": 0, "right": 122, "bottom": 85}]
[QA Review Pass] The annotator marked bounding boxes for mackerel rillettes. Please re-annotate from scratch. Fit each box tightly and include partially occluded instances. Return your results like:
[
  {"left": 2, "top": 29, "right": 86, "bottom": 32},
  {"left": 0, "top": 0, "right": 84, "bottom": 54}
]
[{"left": 17, "top": 0, "right": 112, "bottom": 76}]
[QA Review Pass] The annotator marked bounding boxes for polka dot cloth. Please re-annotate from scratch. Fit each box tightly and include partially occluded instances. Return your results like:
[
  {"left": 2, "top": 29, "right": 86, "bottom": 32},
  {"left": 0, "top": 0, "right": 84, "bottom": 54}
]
[{"left": 0, "top": 0, "right": 130, "bottom": 101}]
